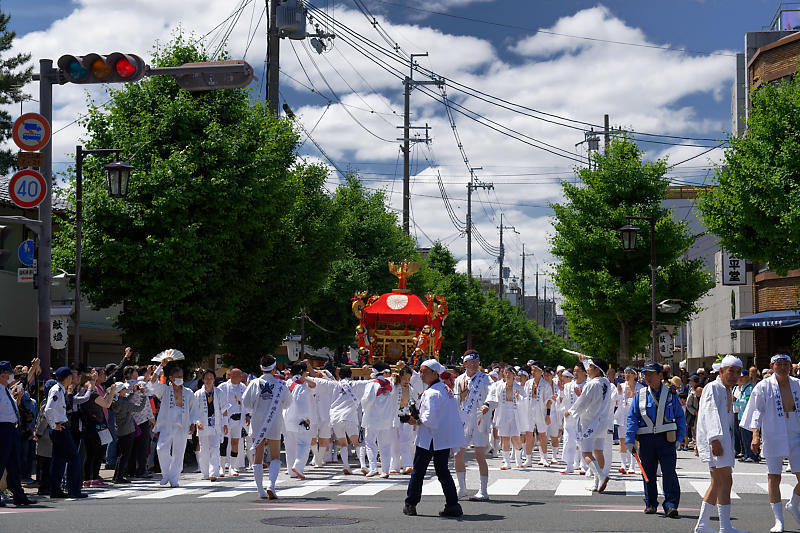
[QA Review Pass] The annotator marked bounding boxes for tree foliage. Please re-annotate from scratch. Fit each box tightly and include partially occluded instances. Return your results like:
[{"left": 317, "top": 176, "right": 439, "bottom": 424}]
[
  {"left": 551, "top": 138, "right": 713, "bottom": 364},
  {"left": 698, "top": 72, "right": 800, "bottom": 275},
  {"left": 53, "top": 36, "right": 340, "bottom": 367},
  {"left": 0, "top": 10, "right": 32, "bottom": 174}
]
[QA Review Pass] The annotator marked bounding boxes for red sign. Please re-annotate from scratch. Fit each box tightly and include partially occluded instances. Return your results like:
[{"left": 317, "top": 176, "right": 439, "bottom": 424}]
[
  {"left": 8, "top": 169, "right": 47, "bottom": 208},
  {"left": 12, "top": 113, "right": 51, "bottom": 152}
]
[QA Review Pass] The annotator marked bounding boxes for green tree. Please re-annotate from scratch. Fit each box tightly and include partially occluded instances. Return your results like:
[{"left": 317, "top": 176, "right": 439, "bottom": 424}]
[
  {"left": 698, "top": 72, "right": 800, "bottom": 275},
  {"left": 0, "top": 10, "right": 32, "bottom": 173},
  {"left": 53, "top": 36, "right": 340, "bottom": 367},
  {"left": 551, "top": 138, "right": 713, "bottom": 364}
]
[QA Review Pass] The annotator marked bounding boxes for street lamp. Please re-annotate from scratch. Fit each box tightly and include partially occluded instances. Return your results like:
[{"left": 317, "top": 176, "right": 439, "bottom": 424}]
[
  {"left": 619, "top": 216, "right": 658, "bottom": 361},
  {"left": 74, "top": 145, "right": 132, "bottom": 365}
]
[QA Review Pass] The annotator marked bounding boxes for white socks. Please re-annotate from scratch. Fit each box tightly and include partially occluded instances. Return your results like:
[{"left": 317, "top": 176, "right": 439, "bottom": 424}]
[
  {"left": 456, "top": 470, "right": 467, "bottom": 497},
  {"left": 501, "top": 450, "right": 511, "bottom": 468},
  {"left": 514, "top": 448, "right": 523, "bottom": 467},
  {"left": 479, "top": 475, "right": 488, "bottom": 495},
  {"left": 268, "top": 459, "right": 280, "bottom": 490},
  {"left": 694, "top": 501, "right": 714, "bottom": 532},
  {"left": 717, "top": 503, "right": 748, "bottom": 533},
  {"left": 253, "top": 464, "right": 265, "bottom": 497},
  {"left": 588, "top": 460, "right": 602, "bottom": 490},
  {"left": 339, "top": 447, "right": 350, "bottom": 471},
  {"left": 771, "top": 502, "right": 784, "bottom": 532},
  {"left": 786, "top": 492, "right": 800, "bottom": 525}
]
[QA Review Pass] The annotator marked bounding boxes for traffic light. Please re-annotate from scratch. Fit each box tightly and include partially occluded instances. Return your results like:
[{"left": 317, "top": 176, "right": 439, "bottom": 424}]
[
  {"left": 0, "top": 225, "right": 10, "bottom": 268},
  {"left": 57, "top": 53, "right": 146, "bottom": 84}
]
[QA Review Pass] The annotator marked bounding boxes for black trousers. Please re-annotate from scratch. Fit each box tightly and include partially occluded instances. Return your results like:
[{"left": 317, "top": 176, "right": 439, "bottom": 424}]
[
  {"left": 50, "top": 428, "right": 82, "bottom": 496},
  {"left": 82, "top": 431, "right": 104, "bottom": 481},
  {"left": 114, "top": 433, "right": 135, "bottom": 481},
  {"left": 130, "top": 421, "right": 151, "bottom": 476},
  {"left": 0, "top": 423, "right": 25, "bottom": 500},
  {"left": 405, "top": 444, "right": 458, "bottom": 508},
  {"left": 36, "top": 456, "right": 51, "bottom": 494}
]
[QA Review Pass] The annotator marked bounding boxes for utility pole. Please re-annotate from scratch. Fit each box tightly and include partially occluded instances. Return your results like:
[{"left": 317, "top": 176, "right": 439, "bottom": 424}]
[
  {"left": 521, "top": 244, "right": 534, "bottom": 313},
  {"left": 400, "top": 53, "right": 438, "bottom": 234},
  {"left": 267, "top": 0, "right": 280, "bottom": 115},
  {"left": 604, "top": 113, "right": 610, "bottom": 154},
  {"left": 543, "top": 278, "right": 547, "bottom": 331},
  {"left": 497, "top": 214, "right": 518, "bottom": 299},
  {"left": 535, "top": 265, "right": 539, "bottom": 326},
  {"left": 466, "top": 167, "right": 492, "bottom": 279}
]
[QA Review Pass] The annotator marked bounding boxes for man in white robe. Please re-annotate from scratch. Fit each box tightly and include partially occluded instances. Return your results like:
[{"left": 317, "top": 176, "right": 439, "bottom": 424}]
[
  {"left": 242, "top": 355, "right": 292, "bottom": 499},
  {"left": 453, "top": 351, "right": 491, "bottom": 501},
  {"left": 193, "top": 369, "right": 229, "bottom": 481},
  {"left": 693, "top": 355, "right": 748, "bottom": 533},
  {"left": 740, "top": 353, "right": 800, "bottom": 533},
  {"left": 530, "top": 362, "right": 554, "bottom": 466},
  {"left": 565, "top": 357, "right": 613, "bottom": 492},
  {"left": 283, "top": 361, "right": 317, "bottom": 479},
  {"left": 149, "top": 360, "right": 199, "bottom": 488},
  {"left": 218, "top": 368, "right": 247, "bottom": 476},
  {"left": 361, "top": 361, "right": 395, "bottom": 478}
]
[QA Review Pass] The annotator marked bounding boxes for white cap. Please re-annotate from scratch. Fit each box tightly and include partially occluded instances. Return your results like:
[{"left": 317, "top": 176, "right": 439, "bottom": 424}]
[
  {"left": 719, "top": 355, "right": 743, "bottom": 369},
  {"left": 556, "top": 365, "right": 565, "bottom": 373},
  {"left": 711, "top": 362, "right": 721, "bottom": 373},
  {"left": 112, "top": 381, "right": 129, "bottom": 392},
  {"left": 421, "top": 360, "right": 445, "bottom": 375},
  {"left": 697, "top": 367, "right": 705, "bottom": 373}
]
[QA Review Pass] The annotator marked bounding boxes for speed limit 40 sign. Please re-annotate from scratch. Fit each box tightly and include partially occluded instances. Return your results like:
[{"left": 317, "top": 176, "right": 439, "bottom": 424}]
[{"left": 8, "top": 169, "right": 47, "bottom": 208}]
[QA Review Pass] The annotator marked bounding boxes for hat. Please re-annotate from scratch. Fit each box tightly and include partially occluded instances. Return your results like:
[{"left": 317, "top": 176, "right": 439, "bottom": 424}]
[
  {"left": 624, "top": 366, "right": 637, "bottom": 373},
  {"left": 44, "top": 379, "right": 57, "bottom": 393},
  {"left": 0, "top": 361, "right": 12, "bottom": 374},
  {"left": 489, "top": 370, "right": 499, "bottom": 379},
  {"left": 421, "top": 360, "right": 445, "bottom": 375},
  {"left": 526, "top": 360, "right": 535, "bottom": 366},
  {"left": 562, "top": 370, "right": 574, "bottom": 379},
  {"left": 586, "top": 358, "right": 608, "bottom": 376},
  {"left": 688, "top": 373, "right": 699, "bottom": 381},
  {"left": 518, "top": 369, "right": 530, "bottom": 378},
  {"left": 642, "top": 361, "right": 661, "bottom": 373},
  {"left": 113, "top": 381, "right": 129, "bottom": 392},
  {"left": 771, "top": 353, "right": 792, "bottom": 364},
  {"left": 711, "top": 363, "right": 720, "bottom": 373},
  {"left": 55, "top": 366, "right": 73, "bottom": 381},
  {"left": 462, "top": 353, "right": 480, "bottom": 362},
  {"left": 741, "top": 368, "right": 749, "bottom": 377},
  {"left": 556, "top": 365, "right": 565, "bottom": 373},
  {"left": 719, "top": 355, "right": 742, "bottom": 369}
]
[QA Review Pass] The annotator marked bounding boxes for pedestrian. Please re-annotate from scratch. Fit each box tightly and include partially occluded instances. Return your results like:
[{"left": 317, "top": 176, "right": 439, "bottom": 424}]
[
  {"left": 403, "top": 359, "right": 465, "bottom": 518},
  {"left": 79, "top": 368, "right": 109, "bottom": 487},
  {"left": 242, "top": 355, "right": 291, "bottom": 499},
  {"left": 626, "top": 361, "right": 686, "bottom": 518},
  {"left": 616, "top": 366, "right": 642, "bottom": 473},
  {"left": 149, "top": 357, "right": 198, "bottom": 488},
  {"left": 0, "top": 361, "right": 33, "bottom": 506},
  {"left": 740, "top": 353, "right": 800, "bottom": 533},
  {"left": 193, "top": 369, "right": 229, "bottom": 482},
  {"left": 390, "top": 365, "right": 422, "bottom": 475},
  {"left": 360, "top": 360, "right": 395, "bottom": 478},
  {"left": 564, "top": 357, "right": 613, "bottom": 492},
  {"left": 95, "top": 381, "right": 148, "bottom": 484},
  {"left": 560, "top": 364, "right": 587, "bottom": 474},
  {"left": 44, "top": 366, "right": 87, "bottom": 498},
  {"left": 489, "top": 366, "right": 525, "bottom": 469},
  {"left": 736, "top": 366, "right": 759, "bottom": 463},
  {"left": 218, "top": 368, "right": 247, "bottom": 477},
  {"left": 34, "top": 380, "right": 55, "bottom": 495},
  {"left": 283, "top": 361, "right": 317, "bottom": 479},
  {"left": 453, "top": 350, "right": 491, "bottom": 501},
  {"left": 530, "top": 362, "right": 555, "bottom": 466},
  {"left": 693, "top": 355, "right": 748, "bottom": 533}
]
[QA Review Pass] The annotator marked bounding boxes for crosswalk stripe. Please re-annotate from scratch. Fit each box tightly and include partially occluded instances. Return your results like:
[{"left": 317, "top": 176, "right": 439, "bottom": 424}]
[
  {"left": 339, "top": 481, "right": 400, "bottom": 496},
  {"left": 199, "top": 483, "right": 256, "bottom": 498},
  {"left": 757, "top": 483, "right": 794, "bottom": 500},
  {"left": 554, "top": 479, "right": 592, "bottom": 496},
  {"left": 487, "top": 479, "right": 528, "bottom": 495},
  {"left": 690, "top": 481, "right": 739, "bottom": 499},
  {"left": 277, "top": 479, "right": 340, "bottom": 497},
  {"left": 625, "top": 480, "right": 664, "bottom": 497},
  {"left": 88, "top": 489, "right": 140, "bottom": 499},
  {"left": 421, "top": 480, "right": 444, "bottom": 496},
  {"left": 131, "top": 487, "right": 206, "bottom": 499}
]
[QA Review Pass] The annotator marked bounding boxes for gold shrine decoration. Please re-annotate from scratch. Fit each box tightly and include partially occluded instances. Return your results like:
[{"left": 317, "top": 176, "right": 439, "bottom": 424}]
[{"left": 388, "top": 261, "right": 419, "bottom": 292}]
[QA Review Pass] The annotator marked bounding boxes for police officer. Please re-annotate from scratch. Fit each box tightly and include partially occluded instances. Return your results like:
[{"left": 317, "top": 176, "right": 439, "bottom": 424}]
[{"left": 626, "top": 361, "right": 687, "bottom": 518}]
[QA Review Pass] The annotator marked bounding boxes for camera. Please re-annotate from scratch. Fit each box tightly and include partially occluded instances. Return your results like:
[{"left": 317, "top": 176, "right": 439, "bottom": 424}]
[
  {"left": 399, "top": 400, "right": 419, "bottom": 424},
  {"left": 299, "top": 420, "right": 310, "bottom": 430}
]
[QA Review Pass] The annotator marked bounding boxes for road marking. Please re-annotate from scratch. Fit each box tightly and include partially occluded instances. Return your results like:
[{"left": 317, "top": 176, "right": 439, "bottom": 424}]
[
  {"left": 422, "top": 480, "right": 444, "bottom": 496},
  {"left": 625, "top": 480, "right": 664, "bottom": 497},
  {"left": 691, "top": 481, "right": 739, "bottom": 499},
  {"left": 554, "top": 479, "right": 592, "bottom": 496},
  {"left": 199, "top": 484, "right": 256, "bottom": 498},
  {"left": 340, "top": 481, "right": 400, "bottom": 496},
  {"left": 276, "top": 479, "right": 340, "bottom": 497},
  {"left": 130, "top": 482, "right": 212, "bottom": 499},
  {"left": 88, "top": 489, "right": 141, "bottom": 499},
  {"left": 487, "top": 478, "right": 529, "bottom": 495},
  {"left": 757, "top": 483, "right": 795, "bottom": 500}
]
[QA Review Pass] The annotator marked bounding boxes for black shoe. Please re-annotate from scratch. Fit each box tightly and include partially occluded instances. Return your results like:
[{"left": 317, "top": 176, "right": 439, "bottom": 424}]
[
  {"left": 439, "top": 504, "right": 463, "bottom": 517},
  {"left": 644, "top": 505, "right": 657, "bottom": 514},
  {"left": 664, "top": 507, "right": 679, "bottom": 519},
  {"left": 403, "top": 505, "right": 417, "bottom": 516},
  {"left": 67, "top": 492, "right": 89, "bottom": 499},
  {"left": 13, "top": 496, "right": 34, "bottom": 506},
  {"left": 50, "top": 491, "right": 69, "bottom": 499}
]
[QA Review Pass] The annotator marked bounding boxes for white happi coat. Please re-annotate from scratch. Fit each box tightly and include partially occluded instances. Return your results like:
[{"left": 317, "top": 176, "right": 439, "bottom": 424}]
[
  {"left": 194, "top": 386, "right": 230, "bottom": 443},
  {"left": 560, "top": 380, "right": 583, "bottom": 428},
  {"left": 242, "top": 373, "right": 291, "bottom": 442},
  {"left": 489, "top": 380, "right": 525, "bottom": 437},
  {"left": 415, "top": 381, "right": 466, "bottom": 451},
  {"left": 567, "top": 376, "right": 613, "bottom": 440},
  {"left": 695, "top": 377, "right": 735, "bottom": 463},
  {"left": 533, "top": 378, "right": 556, "bottom": 423},
  {"left": 452, "top": 371, "right": 490, "bottom": 436},
  {"left": 284, "top": 378, "right": 314, "bottom": 432},
  {"left": 150, "top": 381, "right": 198, "bottom": 437},
  {"left": 317, "top": 378, "right": 369, "bottom": 426},
  {"left": 219, "top": 380, "right": 247, "bottom": 427},
  {"left": 615, "top": 381, "right": 642, "bottom": 428},
  {"left": 740, "top": 375, "right": 800, "bottom": 458},
  {"left": 361, "top": 377, "right": 396, "bottom": 431}
]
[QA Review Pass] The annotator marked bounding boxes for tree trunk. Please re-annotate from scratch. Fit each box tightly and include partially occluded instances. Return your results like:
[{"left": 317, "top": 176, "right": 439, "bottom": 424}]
[{"left": 618, "top": 317, "right": 630, "bottom": 367}]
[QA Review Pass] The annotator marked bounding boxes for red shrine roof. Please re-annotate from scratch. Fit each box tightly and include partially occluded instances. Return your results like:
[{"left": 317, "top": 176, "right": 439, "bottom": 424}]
[{"left": 361, "top": 292, "right": 430, "bottom": 329}]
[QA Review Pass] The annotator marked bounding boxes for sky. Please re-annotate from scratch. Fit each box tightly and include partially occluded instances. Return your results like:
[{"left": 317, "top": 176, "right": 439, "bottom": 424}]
[{"left": 1, "top": 0, "right": 786, "bottom": 306}]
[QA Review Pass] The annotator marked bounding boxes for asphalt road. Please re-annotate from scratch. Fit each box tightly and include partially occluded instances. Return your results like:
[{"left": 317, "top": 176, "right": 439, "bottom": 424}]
[{"left": 1, "top": 448, "right": 795, "bottom": 532}]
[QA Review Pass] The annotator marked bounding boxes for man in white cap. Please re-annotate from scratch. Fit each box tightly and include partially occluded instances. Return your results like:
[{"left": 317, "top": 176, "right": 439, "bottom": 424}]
[
  {"left": 565, "top": 357, "right": 613, "bottom": 492},
  {"left": 403, "top": 359, "right": 465, "bottom": 518},
  {"left": 693, "top": 354, "right": 748, "bottom": 533},
  {"left": 242, "top": 355, "right": 292, "bottom": 499},
  {"left": 453, "top": 350, "right": 491, "bottom": 501},
  {"left": 361, "top": 360, "right": 395, "bottom": 478},
  {"left": 740, "top": 353, "right": 800, "bottom": 532}
]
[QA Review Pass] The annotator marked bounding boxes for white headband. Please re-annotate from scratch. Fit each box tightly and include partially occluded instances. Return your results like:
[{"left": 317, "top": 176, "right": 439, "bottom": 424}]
[
  {"left": 260, "top": 362, "right": 277, "bottom": 372},
  {"left": 719, "top": 355, "right": 742, "bottom": 369},
  {"left": 421, "top": 360, "right": 445, "bottom": 375},
  {"left": 562, "top": 370, "right": 574, "bottom": 378},
  {"left": 771, "top": 354, "right": 792, "bottom": 364},
  {"left": 518, "top": 370, "right": 530, "bottom": 377}
]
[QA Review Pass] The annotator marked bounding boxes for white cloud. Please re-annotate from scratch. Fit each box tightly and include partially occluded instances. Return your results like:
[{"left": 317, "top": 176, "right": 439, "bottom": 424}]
[{"left": 9, "top": 2, "right": 736, "bottom": 304}]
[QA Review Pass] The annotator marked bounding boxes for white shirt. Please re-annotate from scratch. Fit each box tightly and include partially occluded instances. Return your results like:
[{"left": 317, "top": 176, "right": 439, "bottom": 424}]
[
  {"left": 740, "top": 375, "right": 800, "bottom": 458},
  {"left": 194, "top": 386, "right": 230, "bottom": 437},
  {"left": 242, "top": 373, "right": 292, "bottom": 439},
  {"left": 0, "top": 383, "right": 20, "bottom": 424},
  {"left": 316, "top": 378, "right": 369, "bottom": 425},
  {"left": 453, "top": 371, "right": 490, "bottom": 427},
  {"left": 219, "top": 381, "right": 247, "bottom": 417},
  {"left": 150, "top": 381, "right": 198, "bottom": 435},
  {"left": 415, "top": 381, "right": 466, "bottom": 451},
  {"left": 567, "top": 376, "right": 613, "bottom": 439},
  {"left": 696, "top": 377, "right": 735, "bottom": 463},
  {"left": 284, "top": 378, "right": 314, "bottom": 432},
  {"left": 45, "top": 383, "right": 68, "bottom": 429},
  {"left": 361, "top": 377, "right": 396, "bottom": 431}
]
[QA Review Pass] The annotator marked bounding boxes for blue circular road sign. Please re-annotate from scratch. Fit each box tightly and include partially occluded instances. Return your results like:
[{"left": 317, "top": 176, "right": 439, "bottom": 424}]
[{"left": 18, "top": 239, "right": 34, "bottom": 266}]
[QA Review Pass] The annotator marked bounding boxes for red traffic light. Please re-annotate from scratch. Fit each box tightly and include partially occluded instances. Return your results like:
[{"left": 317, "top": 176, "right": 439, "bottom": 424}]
[{"left": 58, "top": 53, "right": 146, "bottom": 84}]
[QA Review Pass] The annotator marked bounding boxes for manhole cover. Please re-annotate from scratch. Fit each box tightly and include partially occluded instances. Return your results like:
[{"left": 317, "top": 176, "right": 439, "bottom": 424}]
[{"left": 260, "top": 517, "right": 359, "bottom": 528}]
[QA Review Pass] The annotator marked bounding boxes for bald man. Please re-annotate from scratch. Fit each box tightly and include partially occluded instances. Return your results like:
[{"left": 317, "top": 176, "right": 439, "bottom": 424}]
[{"left": 219, "top": 369, "right": 247, "bottom": 476}]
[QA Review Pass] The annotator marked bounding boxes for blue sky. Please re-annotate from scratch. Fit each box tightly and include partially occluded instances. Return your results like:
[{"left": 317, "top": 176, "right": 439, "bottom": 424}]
[{"left": 1, "top": 0, "right": 786, "bottom": 290}]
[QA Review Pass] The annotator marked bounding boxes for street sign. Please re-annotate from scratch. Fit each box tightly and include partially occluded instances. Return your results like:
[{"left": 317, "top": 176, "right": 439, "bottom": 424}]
[
  {"left": 17, "top": 151, "right": 43, "bottom": 168},
  {"left": 18, "top": 239, "right": 34, "bottom": 266},
  {"left": 12, "top": 113, "right": 51, "bottom": 152},
  {"left": 17, "top": 267, "right": 35, "bottom": 282},
  {"left": 8, "top": 169, "right": 47, "bottom": 208}
]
